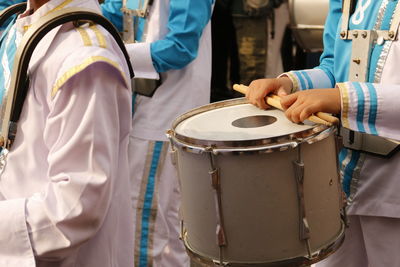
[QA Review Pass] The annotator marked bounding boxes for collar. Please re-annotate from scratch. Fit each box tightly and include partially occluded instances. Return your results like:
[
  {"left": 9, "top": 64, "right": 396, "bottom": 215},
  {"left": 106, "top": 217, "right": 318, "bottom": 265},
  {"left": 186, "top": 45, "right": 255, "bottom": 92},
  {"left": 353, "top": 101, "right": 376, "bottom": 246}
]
[{"left": 17, "top": 0, "right": 101, "bottom": 34}]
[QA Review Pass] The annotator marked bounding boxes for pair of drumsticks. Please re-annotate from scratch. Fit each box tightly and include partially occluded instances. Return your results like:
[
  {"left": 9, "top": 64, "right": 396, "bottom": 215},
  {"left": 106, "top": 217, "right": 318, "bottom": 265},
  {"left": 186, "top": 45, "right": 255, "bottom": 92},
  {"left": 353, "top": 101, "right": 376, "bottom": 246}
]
[{"left": 233, "top": 84, "right": 339, "bottom": 126}]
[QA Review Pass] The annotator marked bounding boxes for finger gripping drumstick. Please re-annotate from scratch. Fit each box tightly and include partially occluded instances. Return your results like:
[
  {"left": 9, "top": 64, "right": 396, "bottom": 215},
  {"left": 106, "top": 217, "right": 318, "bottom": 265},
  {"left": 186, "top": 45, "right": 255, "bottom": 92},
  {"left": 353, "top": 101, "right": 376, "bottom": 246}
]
[{"left": 233, "top": 84, "right": 339, "bottom": 126}]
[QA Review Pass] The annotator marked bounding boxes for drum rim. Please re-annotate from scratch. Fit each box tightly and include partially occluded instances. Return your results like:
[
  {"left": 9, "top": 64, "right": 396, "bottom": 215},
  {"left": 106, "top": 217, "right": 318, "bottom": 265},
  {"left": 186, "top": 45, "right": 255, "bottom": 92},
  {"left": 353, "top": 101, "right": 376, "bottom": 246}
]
[
  {"left": 184, "top": 220, "right": 346, "bottom": 266},
  {"left": 167, "top": 98, "right": 334, "bottom": 152}
]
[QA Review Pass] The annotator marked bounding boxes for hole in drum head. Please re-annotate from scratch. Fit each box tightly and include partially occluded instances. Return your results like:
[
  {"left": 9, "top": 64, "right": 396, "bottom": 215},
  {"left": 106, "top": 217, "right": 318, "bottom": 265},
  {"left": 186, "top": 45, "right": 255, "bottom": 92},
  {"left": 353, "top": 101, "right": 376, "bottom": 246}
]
[{"left": 231, "top": 115, "right": 277, "bottom": 128}]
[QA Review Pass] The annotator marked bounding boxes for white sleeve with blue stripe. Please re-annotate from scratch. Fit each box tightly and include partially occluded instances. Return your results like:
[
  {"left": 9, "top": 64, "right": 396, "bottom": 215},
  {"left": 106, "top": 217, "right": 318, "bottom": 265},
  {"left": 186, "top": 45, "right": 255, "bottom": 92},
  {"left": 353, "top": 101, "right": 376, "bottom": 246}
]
[{"left": 337, "top": 82, "right": 400, "bottom": 141}]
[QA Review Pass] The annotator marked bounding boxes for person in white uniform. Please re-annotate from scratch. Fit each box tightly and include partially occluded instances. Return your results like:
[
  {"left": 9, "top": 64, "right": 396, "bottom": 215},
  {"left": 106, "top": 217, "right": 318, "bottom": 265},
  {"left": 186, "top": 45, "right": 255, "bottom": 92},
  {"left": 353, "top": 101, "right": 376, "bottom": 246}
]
[
  {"left": 247, "top": 0, "right": 400, "bottom": 266},
  {"left": 101, "top": 0, "right": 214, "bottom": 266},
  {"left": 0, "top": 0, "right": 134, "bottom": 266}
]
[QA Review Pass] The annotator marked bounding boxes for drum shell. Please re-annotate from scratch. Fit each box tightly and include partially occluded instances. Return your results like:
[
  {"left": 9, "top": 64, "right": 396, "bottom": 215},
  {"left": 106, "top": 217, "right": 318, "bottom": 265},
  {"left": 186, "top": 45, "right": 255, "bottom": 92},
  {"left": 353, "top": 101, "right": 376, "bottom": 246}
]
[
  {"left": 289, "top": 0, "right": 329, "bottom": 52},
  {"left": 176, "top": 133, "right": 342, "bottom": 263}
]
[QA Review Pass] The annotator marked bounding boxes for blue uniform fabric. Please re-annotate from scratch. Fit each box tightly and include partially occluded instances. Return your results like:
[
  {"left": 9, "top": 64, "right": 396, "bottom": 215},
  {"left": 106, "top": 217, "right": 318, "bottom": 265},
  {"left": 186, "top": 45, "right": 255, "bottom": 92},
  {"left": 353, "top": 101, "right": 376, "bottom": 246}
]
[
  {"left": 289, "top": 0, "right": 381, "bottom": 90},
  {"left": 0, "top": 0, "right": 25, "bottom": 31},
  {"left": 0, "top": 0, "right": 25, "bottom": 11},
  {"left": 284, "top": 0, "right": 400, "bottom": 197},
  {"left": 100, "top": 0, "right": 123, "bottom": 32},
  {"left": 101, "top": 0, "right": 214, "bottom": 73}
]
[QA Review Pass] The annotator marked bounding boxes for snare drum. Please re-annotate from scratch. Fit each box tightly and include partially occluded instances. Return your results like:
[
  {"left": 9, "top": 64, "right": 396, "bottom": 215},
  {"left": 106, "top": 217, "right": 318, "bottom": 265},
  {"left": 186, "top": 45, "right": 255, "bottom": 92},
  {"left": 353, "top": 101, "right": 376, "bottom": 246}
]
[
  {"left": 167, "top": 99, "right": 345, "bottom": 266},
  {"left": 289, "top": 0, "right": 329, "bottom": 52}
]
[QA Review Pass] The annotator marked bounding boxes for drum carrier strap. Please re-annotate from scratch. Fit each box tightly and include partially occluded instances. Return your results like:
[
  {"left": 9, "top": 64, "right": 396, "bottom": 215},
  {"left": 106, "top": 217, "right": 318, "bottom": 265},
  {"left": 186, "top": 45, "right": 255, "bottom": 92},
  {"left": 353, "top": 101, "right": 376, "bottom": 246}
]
[
  {"left": 339, "top": 0, "right": 400, "bottom": 157},
  {"left": 0, "top": 7, "right": 134, "bottom": 151}
]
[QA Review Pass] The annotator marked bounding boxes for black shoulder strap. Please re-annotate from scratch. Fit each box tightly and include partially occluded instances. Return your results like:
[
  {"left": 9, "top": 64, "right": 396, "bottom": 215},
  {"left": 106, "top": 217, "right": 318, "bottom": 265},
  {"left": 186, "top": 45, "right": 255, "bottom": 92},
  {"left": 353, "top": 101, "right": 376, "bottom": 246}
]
[{"left": 2, "top": 8, "right": 135, "bottom": 147}]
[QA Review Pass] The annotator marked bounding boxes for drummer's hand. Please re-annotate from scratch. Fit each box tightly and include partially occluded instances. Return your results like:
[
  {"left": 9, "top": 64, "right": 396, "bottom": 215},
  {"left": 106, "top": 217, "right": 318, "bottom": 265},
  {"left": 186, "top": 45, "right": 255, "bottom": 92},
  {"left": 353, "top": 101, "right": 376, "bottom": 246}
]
[
  {"left": 281, "top": 88, "right": 341, "bottom": 124},
  {"left": 246, "top": 77, "right": 293, "bottom": 109}
]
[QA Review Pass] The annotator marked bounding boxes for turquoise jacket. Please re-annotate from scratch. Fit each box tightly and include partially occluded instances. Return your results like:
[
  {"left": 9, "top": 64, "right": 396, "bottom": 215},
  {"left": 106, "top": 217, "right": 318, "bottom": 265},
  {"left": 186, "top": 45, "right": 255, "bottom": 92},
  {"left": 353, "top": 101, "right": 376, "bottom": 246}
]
[
  {"left": 286, "top": 0, "right": 400, "bottom": 197},
  {"left": 101, "top": 0, "right": 214, "bottom": 73},
  {"left": 0, "top": 0, "right": 26, "bottom": 11}
]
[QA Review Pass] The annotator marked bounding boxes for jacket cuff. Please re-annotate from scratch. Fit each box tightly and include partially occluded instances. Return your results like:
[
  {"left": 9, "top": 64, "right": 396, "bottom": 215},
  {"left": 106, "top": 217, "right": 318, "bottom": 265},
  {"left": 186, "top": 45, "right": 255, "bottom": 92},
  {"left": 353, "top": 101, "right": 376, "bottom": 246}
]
[{"left": 126, "top": 42, "right": 159, "bottom": 80}]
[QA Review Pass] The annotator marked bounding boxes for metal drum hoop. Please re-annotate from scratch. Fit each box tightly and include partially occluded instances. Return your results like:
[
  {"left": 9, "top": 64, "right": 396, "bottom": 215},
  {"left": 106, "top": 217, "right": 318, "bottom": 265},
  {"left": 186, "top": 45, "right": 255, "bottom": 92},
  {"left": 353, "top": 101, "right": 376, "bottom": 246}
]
[
  {"left": 167, "top": 98, "right": 336, "bottom": 155},
  {"left": 185, "top": 222, "right": 345, "bottom": 267}
]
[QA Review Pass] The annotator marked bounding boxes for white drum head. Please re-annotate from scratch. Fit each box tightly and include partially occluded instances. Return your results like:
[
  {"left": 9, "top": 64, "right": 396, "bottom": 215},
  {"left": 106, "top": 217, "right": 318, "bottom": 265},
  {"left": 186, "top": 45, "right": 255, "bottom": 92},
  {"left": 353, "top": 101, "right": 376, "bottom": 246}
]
[{"left": 175, "top": 103, "right": 315, "bottom": 141}]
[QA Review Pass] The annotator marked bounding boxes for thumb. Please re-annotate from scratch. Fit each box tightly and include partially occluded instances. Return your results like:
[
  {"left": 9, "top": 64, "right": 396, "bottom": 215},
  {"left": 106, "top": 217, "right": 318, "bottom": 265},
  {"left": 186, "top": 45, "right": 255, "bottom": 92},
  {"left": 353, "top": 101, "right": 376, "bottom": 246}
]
[{"left": 277, "top": 86, "right": 288, "bottom": 97}]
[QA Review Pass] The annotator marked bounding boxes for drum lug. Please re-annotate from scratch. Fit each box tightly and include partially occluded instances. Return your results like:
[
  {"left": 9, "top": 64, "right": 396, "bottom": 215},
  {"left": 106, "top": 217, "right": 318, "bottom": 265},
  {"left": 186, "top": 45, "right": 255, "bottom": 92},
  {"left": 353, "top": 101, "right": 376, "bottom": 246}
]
[
  {"left": 179, "top": 220, "right": 184, "bottom": 240},
  {"left": 169, "top": 147, "right": 178, "bottom": 166},
  {"left": 166, "top": 130, "right": 178, "bottom": 166},
  {"left": 293, "top": 147, "right": 312, "bottom": 258},
  {"left": 210, "top": 168, "right": 220, "bottom": 190},
  {"left": 206, "top": 147, "right": 227, "bottom": 265}
]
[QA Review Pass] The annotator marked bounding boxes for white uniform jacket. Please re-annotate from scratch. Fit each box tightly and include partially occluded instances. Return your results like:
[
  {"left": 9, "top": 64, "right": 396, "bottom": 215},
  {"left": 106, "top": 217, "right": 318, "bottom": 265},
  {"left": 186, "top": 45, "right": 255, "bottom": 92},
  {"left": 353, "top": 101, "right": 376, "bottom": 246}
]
[
  {"left": 126, "top": 0, "right": 213, "bottom": 141},
  {"left": 0, "top": 0, "right": 133, "bottom": 266}
]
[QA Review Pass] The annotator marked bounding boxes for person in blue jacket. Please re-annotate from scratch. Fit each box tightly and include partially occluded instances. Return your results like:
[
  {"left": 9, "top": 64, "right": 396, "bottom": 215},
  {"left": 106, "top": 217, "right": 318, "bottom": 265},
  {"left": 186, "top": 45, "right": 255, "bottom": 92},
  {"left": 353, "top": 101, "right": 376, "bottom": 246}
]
[
  {"left": 248, "top": 0, "right": 400, "bottom": 266},
  {"left": 101, "top": 0, "right": 214, "bottom": 266}
]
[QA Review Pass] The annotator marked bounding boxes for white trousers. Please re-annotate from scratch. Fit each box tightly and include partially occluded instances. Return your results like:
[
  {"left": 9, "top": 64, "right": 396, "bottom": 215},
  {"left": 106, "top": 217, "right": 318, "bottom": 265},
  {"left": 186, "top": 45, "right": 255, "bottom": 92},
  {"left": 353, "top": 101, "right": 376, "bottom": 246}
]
[
  {"left": 129, "top": 136, "right": 189, "bottom": 267},
  {"left": 316, "top": 215, "right": 400, "bottom": 267}
]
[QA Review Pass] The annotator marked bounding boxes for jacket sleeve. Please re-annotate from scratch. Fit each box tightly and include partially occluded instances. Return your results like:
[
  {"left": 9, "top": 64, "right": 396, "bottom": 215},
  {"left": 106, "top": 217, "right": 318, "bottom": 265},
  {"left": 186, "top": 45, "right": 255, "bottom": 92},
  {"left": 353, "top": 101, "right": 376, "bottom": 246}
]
[
  {"left": 101, "top": 0, "right": 123, "bottom": 32},
  {"left": 337, "top": 81, "right": 400, "bottom": 141},
  {"left": 150, "top": 0, "right": 214, "bottom": 72},
  {"left": 126, "top": 0, "right": 214, "bottom": 77},
  {"left": 0, "top": 58, "right": 131, "bottom": 263}
]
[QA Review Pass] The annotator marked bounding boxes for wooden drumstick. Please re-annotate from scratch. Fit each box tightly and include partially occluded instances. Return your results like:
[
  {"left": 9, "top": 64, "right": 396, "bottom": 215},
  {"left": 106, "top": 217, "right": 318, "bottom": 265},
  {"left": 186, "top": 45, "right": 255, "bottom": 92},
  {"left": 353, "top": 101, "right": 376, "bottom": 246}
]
[
  {"left": 269, "top": 94, "right": 339, "bottom": 125},
  {"left": 233, "top": 84, "right": 338, "bottom": 126}
]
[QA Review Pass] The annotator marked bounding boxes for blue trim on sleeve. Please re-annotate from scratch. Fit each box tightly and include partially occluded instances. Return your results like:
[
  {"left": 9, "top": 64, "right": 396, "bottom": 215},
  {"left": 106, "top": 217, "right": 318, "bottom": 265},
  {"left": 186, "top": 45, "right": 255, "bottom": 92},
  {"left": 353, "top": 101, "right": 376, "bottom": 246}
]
[
  {"left": 365, "top": 83, "right": 378, "bottom": 135},
  {"left": 294, "top": 71, "right": 307, "bottom": 90},
  {"left": 353, "top": 83, "right": 366, "bottom": 133},
  {"left": 300, "top": 71, "right": 314, "bottom": 89}
]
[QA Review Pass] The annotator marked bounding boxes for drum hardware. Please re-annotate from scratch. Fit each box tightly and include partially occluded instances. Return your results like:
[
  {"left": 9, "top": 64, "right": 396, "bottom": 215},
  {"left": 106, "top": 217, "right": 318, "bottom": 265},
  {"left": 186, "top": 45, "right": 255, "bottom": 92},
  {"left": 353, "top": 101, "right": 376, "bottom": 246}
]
[
  {"left": 292, "top": 146, "right": 312, "bottom": 259},
  {"left": 339, "top": 0, "right": 400, "bottom": 157},
  {"left": 167, "top": 131, "right": 178, "bottom": 166},
  {"left": 184, "top": 230, "right": 346, "bottom": 267},
  {"left": 206, "top": 146, "right": 228, "bottom": 266},
  {"left": 166, "top": 132, "right": 186, "bottom": 242},
  {"left": 0, "top": 8, "right": 134, "bottom": 150},
  {"left": 168, "top": 98, "right": 345, "bottom": 266}
]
